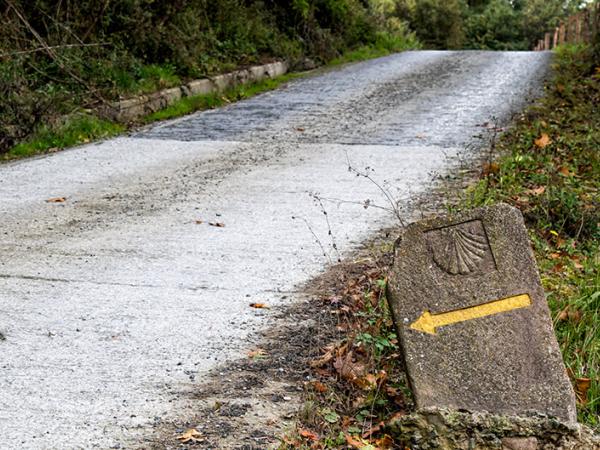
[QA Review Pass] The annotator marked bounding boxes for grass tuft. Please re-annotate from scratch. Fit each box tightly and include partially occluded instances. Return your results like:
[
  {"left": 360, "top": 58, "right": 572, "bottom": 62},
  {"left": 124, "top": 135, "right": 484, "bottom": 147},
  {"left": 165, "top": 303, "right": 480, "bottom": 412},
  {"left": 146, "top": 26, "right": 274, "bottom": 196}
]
[
  {"left": 143, "top": 72, "right": 303, "bottom": 123},
  {"left": 3, "top": 115, "right": 124, "bottom": 161}
]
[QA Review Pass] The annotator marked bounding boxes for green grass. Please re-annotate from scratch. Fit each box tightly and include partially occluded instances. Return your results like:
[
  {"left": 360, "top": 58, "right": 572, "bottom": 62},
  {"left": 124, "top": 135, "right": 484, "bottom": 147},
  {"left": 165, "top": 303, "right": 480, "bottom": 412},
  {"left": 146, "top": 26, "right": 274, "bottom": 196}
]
[
  {"left": 330, "top": 32, "right": 421, "bottom": 65},
  {"left": 134, "top": 64, "right": 182, "bottom": 94},
  {"left": 107, "top": 63, "right": 182, "bottom": 95},
  {"left": 3, "top": 114, "right": 124, "bottom": 161},
  {"left": 463, "top": 44, "right": 599, "bottom": 427},
  {"left": 143, "top": 72, "right": 304, "bottom": 123}
]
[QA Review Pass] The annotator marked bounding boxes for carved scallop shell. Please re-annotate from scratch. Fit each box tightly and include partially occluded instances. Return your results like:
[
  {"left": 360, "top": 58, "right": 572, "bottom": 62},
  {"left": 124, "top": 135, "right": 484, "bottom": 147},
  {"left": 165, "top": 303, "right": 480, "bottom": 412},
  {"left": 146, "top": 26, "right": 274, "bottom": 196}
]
[{"left": 432, "top": 227, "right": 489, "bottom": 275}]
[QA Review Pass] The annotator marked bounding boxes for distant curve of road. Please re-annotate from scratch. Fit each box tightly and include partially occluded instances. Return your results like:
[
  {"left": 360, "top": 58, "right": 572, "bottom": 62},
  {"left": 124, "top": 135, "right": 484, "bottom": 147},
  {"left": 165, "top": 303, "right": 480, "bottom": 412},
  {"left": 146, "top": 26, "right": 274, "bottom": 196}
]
[{"left": 0, "top": 50, "right": 551, "bottom": 449}]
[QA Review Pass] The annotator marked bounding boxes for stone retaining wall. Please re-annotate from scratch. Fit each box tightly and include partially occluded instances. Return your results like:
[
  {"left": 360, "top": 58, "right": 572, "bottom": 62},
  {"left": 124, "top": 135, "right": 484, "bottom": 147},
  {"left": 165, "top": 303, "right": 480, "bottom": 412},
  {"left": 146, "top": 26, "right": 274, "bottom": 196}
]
[{"left": 105, "top": 61, "right": 288, "bottom": 122}]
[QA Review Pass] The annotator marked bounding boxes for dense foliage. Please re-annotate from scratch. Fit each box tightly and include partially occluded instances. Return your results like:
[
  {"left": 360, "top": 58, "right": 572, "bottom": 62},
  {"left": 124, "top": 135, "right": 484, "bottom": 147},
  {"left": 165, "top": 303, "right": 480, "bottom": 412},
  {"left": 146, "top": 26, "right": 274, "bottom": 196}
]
[{"left": 386, "top": 0, "right": 589, "bottom": 50}]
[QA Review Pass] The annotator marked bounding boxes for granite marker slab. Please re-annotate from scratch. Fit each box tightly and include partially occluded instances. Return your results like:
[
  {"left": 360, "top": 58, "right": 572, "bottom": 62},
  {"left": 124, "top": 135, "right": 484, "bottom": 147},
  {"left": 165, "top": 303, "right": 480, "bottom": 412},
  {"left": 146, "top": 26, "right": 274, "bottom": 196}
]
[{"left": 387, "top": 203, "right": 576, "bottom": 422}]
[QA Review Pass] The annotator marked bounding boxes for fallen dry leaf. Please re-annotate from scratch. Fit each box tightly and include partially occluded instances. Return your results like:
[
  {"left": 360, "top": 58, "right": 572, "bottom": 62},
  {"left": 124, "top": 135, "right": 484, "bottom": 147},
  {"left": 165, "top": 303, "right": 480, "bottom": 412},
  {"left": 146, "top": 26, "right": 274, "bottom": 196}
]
[
  {"left": 209, "top": 222, "right": 225, "bottom": 227},
  {"left": 345, "top": 434, "right": 370, "bottom": 449},
  {"left": 333, "top": 350, "right": 366, "bottom": 383},
  {"left": 46, "top": 197, "right": 67, "bottom": 203},
  {"left": 310, "top": 351, "right": 334, "bottom": 368},
  {"left": 362, "top": 421, "right": 385, "bottom": 438},
  {"left": 375, "top": 435, "right": 394, "bottom": 449},
  {"left": 534, "top": 133, "right": 551, "bottom": 148},
  {"left": 355, "top": 373, "right": 378, "bottom": 390},
  {"left": 176, "top": 428, "right": 203, "bottom": 443},
  {"left": 558, "top": 166, "right": 573, "bottom": 177},
  {"left": 195, "top": 220, "right": 204, "bottom": 224},
  {"left": 567, "top": 309, "right": 583, "bottom": 323},
  {"left": 298, "top": 428, "right": 319, "bottom": 441},
  {"left": 296, "top": 127, "right": 305, "bottom": 132},
  {"left": 356, "top": 370, "right": 386, "bottom": 390},
  {"left": 310, "top": 343, "right": 345, "bottom": 368},
  {"left": 249, "top": 303, "right": 269, "bottom": 309},
  {"left": 311, "top": 381, "right": 328, "bottom": 393},
  {"left": 575, "top": 377, "right": 592, "bottom": 404},
  {"left": 525, "top": 186, "right": 546, "bottom": 196},
  {"left": 482, "top": 162, "right": 500, "bottom": 176},
  {"left": 247, "top": 348, "right": 267, "bottom": 359},
  {"left": 557, "top": 306, "right": 569, "bottom": 322}
]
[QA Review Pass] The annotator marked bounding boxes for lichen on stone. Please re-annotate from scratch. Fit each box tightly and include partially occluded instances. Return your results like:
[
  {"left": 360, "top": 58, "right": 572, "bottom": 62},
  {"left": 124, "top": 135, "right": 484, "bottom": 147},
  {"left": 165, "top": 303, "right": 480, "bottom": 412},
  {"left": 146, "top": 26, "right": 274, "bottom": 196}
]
[{"left": 386, "top": 408, "right": 600, "bottom": 450}]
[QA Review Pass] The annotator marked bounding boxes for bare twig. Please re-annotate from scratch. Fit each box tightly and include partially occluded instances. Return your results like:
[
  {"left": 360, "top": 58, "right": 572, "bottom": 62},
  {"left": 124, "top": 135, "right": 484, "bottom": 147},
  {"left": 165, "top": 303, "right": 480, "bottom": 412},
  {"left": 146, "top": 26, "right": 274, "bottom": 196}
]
[
  {"left": 81, "top": 0, "right": 111, "bottom": 42},
  {"left": 0, "top": 42, "right": 110, "bottom": 58},
  {"left": 310, "top": 195, "right": 393, "bottom": 214},
  {"left": 310, "top": 193, "right": 341, "bottom": 263},
  {"left": 4, "top": 0, "right": 109, "bottom": 106},
  {"left": 345, "top": 151, "right": 406, "bottom": 227},
  {"left": 292, "top": 216, "right": 332, "bottom": 264}
]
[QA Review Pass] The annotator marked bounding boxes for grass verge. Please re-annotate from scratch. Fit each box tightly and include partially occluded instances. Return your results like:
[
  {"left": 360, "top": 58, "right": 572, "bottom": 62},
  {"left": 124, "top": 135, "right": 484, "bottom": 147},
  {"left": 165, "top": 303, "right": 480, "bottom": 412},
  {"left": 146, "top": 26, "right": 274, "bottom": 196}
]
[
  {"left": 329, "top": 32, "right": 421, "bottom": 66},
  {"left": 2, "top": 114, "right": 124, "bottom": 162},
  {"left": 283, "top": 44, "right": 599, "bottom": 448},
  {"left": 143, "top": 72, "right": 304, "bottom": 123}
]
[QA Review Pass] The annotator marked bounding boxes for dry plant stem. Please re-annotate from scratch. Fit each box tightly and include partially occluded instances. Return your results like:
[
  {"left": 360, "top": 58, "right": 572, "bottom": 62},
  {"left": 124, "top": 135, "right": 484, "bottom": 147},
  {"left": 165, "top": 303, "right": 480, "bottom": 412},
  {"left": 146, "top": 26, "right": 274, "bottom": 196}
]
[
  {"left": 345, "top": 151, "right": 406, "bottom": 227},
  {"left": 292, "top": 215, "right": 333, "bottom": 264},
  {"left": 481, "top": 119, "right": 500, "bottom": 199},
  {"left": 310, "top": 193, "right": 342, "bottom": 263},
  {"left": 5, "top": 0, "right": 109, "bottom": 106},
  {"left": 0, "top": 42, "right": 110, "bottom": 58},
  {"left": 312, "top": 195, "right": 393, "bottom": 214}
]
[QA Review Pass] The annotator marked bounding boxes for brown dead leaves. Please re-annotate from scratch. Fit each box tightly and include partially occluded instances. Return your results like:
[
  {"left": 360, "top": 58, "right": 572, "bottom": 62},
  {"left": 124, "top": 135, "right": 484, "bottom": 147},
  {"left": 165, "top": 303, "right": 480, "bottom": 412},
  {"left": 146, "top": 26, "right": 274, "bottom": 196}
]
[
  {"left": 298, "top": 428, "right": 319, "bottom": 441},
  {"left": 249, "top": 302, "right": 269, "bottom": 309},
  {"left": 482, "top": 162, "right": 500, "bottom": 177},
  {"left": 46, "top": 196, "right": 67, "bottom": 203},
  {"left": 523, "top": 186, "right": 546, "bottom": 196},
  {"left": 567, "top": 367, "right": 594, "bottom": 406},
  {"left": 176, "top": 428, "right": 203, "bottom": 444},
  {"left": 333, "top": 350, "right": 366, "bottom": 384},
  {"left": 534, "top": 133, "right": 551, "bottom": 148},
  {"left": 575, "top": 377, "right": 592, "bottom": 405},
  {"left": 557, "top": 305, "right": 583, "bottom": 324},
  {"left": 247, "top": 348, "right": 267, "bottom": 359},
  {"left": 346, "top": 432, "right": 394, "bottom": 449},
  {"left": 295, "top": 256, "right": 407, "bottom": 449}
]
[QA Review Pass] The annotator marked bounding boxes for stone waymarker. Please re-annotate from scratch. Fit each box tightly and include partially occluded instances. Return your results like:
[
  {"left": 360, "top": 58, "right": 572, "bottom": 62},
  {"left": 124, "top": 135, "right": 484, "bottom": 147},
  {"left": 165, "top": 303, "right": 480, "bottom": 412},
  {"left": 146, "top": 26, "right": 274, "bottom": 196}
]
[{"left": 387, "top": 203, "right": 577, "bottom": 422}]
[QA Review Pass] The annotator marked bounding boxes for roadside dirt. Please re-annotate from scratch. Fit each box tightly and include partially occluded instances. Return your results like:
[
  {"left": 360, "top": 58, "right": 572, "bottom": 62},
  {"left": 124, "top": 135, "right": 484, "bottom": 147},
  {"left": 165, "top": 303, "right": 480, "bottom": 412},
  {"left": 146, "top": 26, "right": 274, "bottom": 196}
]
[
  {"left": 141, "top": 153, "right": 478, "bottom": 449},
  {"left": 142, "top": 240, "right": 393, "bottom": 449}
]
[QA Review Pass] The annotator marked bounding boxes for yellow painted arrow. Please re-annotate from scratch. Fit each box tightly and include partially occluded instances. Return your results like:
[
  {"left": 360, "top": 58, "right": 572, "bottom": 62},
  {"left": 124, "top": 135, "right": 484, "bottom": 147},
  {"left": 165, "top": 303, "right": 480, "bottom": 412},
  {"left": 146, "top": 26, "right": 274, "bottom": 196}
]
[{"left": 410, "top": 293, "right": 532, "bottom": 335}]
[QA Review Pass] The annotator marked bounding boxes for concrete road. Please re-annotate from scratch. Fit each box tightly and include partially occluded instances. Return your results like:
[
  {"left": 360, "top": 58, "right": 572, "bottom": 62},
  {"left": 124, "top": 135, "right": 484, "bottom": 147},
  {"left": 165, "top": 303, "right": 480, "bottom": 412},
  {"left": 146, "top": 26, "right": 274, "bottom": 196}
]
[{"left": 0, "top": 51, "right": 551, "bottom": 449}]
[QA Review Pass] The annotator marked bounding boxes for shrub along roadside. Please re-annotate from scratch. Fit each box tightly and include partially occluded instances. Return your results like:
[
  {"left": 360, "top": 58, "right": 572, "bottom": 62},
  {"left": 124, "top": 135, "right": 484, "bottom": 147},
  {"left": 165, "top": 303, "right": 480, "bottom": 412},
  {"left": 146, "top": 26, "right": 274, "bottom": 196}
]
[{"left": 282, "top": 44, "right": 598, "bottom": 448}]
